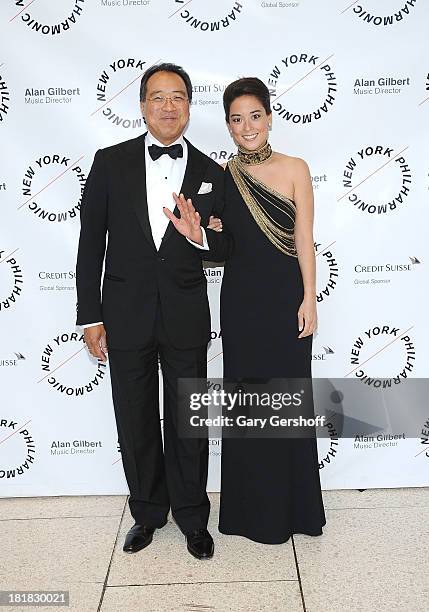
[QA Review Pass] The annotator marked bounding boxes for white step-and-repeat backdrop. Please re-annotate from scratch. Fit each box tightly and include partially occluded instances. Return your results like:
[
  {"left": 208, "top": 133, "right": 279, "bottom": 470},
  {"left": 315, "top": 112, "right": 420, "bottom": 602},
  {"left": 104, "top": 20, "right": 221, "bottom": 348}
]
[{"left": 1, "top": 0, "right": 428, "bottom": 497}]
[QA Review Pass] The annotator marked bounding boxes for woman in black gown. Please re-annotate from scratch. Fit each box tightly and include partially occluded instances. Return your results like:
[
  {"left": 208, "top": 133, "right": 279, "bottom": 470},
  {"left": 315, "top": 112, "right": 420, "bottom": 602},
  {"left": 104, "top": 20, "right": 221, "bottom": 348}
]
[{"left": 215, "top": 77, "right": 326, "bottom": 544}]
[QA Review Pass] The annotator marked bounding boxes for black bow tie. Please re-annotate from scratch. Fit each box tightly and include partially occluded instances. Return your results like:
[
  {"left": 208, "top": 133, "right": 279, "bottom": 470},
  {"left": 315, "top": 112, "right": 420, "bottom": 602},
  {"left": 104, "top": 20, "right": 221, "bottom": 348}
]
[{"left": 148, "top": 143, "right": 183, "bottom": 161}]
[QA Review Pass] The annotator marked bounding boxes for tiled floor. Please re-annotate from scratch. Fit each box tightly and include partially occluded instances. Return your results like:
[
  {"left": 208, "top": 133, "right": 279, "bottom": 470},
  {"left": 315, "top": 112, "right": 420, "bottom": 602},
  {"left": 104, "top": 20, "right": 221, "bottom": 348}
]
[{"left": 0, "top": 489, "right": 427, "bottom": 612}]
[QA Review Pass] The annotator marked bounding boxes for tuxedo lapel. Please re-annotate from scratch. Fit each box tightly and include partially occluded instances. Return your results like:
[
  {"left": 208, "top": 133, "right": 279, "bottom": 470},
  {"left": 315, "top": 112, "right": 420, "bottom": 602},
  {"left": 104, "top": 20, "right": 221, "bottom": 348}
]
[
  {"left": 160, "top": 139, "right": 208, "bottom": 248},
  {"left": 127, "top": 133, "right": 156, "bottom": 251}
]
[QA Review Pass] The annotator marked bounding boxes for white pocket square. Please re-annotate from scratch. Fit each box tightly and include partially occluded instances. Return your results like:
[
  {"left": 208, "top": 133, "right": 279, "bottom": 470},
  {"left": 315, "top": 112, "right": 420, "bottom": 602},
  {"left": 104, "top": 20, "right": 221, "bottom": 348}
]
[{"left": 197, "top": 182, "right": 212, "bottom": 195}]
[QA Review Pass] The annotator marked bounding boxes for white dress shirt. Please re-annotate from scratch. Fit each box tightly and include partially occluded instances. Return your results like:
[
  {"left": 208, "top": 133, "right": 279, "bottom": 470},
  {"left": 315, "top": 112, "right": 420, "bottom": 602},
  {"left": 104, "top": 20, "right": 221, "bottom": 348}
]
[
  {"left": 82, "top": 131, "right": 208, "bottom": 329},
  {"left": 146, "top": 131, "right": 187, "bottom": 248}
]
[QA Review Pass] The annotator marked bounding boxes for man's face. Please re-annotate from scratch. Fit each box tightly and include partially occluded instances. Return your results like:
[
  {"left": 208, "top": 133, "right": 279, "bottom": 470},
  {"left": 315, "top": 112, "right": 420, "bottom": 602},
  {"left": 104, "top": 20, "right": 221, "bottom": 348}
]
[{"left": 140, "top": 71, "right": 190, "bottom": 145}]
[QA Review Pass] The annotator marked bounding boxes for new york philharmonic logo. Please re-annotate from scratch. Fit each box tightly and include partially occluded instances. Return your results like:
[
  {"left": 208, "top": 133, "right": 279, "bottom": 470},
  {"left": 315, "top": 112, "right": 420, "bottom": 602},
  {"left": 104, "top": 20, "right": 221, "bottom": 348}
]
[
  {"left": 340, "top": 0, "right": 418, "bottom": 27},
  {"left": 318, "top": 418, "right": 339, "bottom": 470},
  {"left": 418, "top": 73, "right": 429, "bottom": 107},
  {"left": 210, "top": 330, "right": 222, "bottom": 342},
  {"left": 415, "top": 418, "right": 429, "bottom": 461},
  {"left": 92, "top": 58, "right": 150, "bottom": 129},
  {"left": 0, "top": 417, "right": 35, "bottom": 479},
  {"left": 39, "top": 332, "right": 107, "bottom": 397},
  {"left": 339, "top": 145, "right": 412, "bottom": 215},
  {"left": 0, "top": 248, "right": 23, "bottom": 313},
  {"left": 0, "top": 67, "right": 10, "bottom": 123},
  {"left": 315, "top": 241, "right": 339, "bottom": 303},
  {"left": 19, "top": 154, "right": 86, "bottom": 223},
  {"left": 209, "top": 150, "right": 235, "bottom": 163},
  {"left": 268, "top": 53, "right": 337, "bottom": 125},
  {"left": 347, "top": 324, "right": 415, "bottom": 387},
  {"left": 208, "top": 331, "right": 222, "bottom": 368},
  {"left": 315, "top": 380, "right": 343, "bottom": 468},
  {"left": 10, "top": 1, "right": 85, "bottom": 35},
  {"left": 112, "top": 437, "right": 123, "bottom": 468},
  {"left": 169, "top": 1, "right": 244, "bottom": 32}
]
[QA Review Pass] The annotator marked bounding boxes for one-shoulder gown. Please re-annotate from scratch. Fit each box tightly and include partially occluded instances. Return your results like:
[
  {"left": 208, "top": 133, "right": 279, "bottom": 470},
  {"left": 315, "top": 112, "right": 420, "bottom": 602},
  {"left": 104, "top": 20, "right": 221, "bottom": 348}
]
[{"left": 218, "top": 162, "right": 326, "bottom": 544}]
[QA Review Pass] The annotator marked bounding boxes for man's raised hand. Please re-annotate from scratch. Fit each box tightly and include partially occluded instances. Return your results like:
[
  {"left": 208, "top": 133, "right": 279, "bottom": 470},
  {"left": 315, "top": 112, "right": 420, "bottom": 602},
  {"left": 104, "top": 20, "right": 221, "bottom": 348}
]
[{"left": 163, "top": 193, "right": 203, "bottom": 245}]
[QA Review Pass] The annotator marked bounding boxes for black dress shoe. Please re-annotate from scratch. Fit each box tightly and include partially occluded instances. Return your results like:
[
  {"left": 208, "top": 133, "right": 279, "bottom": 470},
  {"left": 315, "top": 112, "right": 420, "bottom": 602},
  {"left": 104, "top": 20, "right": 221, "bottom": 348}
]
[
  {"left": 123, "top": 524, "right": 155, "bottom": 553},
  {"left": 186, "top": 528, "right": 214, "bottom": 560}
]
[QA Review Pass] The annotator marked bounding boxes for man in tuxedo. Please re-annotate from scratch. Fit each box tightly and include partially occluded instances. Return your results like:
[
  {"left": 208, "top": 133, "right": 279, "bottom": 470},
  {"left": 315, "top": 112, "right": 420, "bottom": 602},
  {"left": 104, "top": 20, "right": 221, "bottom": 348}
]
[{"left": 76, "top": 63, "right": 231, "bottom": 559}]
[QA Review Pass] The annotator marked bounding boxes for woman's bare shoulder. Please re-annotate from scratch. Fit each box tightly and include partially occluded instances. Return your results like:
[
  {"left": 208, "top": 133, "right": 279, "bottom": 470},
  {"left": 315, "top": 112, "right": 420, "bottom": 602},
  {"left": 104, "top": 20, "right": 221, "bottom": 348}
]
[{"left": 274, "top": 152, "right": 310, "bottom": 175}]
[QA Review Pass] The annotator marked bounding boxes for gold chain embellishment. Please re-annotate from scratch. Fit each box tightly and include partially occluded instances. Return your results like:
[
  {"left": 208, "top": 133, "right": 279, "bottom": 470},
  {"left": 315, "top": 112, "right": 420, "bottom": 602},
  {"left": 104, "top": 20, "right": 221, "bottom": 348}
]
[
  {"left": 228, "top": 158, "right": 297, "bottom": 258},
  {"left": 237, "top": 141, "right": 273, "bottom": 165}
]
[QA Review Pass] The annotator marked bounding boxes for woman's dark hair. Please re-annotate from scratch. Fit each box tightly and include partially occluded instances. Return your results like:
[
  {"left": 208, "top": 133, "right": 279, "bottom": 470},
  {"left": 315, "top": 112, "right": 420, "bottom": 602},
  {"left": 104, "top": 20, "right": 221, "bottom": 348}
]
[
  {"left": 223, "top": 77, "right": 271, "bottom": 122},
  {"left": 140, "top": 62, "right": 193, "bottom": 102}
]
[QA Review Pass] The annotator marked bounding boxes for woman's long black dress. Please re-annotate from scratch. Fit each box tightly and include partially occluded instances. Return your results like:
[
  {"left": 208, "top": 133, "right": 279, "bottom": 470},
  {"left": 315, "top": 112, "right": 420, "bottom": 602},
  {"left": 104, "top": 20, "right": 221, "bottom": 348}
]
[{"left": 218, "top": 164, "right": 326, "bottom": 544}]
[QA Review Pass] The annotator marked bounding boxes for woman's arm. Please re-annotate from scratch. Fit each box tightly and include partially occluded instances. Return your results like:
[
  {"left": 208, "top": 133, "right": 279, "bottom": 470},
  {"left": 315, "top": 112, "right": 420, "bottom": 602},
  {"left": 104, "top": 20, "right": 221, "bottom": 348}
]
[{"left": 292, "top": 158, "right": 317, "bottom": 338}]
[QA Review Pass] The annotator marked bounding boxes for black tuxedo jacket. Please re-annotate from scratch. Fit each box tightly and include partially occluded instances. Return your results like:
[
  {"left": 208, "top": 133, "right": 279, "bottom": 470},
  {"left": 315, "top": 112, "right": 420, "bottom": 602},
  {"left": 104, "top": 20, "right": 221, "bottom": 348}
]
[{"left": 76, "top": 133, "right": 232, "bottom": 350}]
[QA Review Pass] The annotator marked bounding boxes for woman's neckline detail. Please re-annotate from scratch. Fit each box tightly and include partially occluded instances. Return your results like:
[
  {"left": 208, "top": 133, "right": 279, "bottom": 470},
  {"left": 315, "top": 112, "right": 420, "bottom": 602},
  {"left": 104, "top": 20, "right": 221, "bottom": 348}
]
[{"left": 230, "top": 160, "right": 296, "bottom": 206}]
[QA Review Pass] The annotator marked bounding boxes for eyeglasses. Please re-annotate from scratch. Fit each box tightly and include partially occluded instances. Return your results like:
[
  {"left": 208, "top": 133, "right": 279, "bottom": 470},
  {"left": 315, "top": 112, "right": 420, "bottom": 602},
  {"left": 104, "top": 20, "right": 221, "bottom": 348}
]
[{"left": 146, "top": 94, "right": 188, "bottom": 106}]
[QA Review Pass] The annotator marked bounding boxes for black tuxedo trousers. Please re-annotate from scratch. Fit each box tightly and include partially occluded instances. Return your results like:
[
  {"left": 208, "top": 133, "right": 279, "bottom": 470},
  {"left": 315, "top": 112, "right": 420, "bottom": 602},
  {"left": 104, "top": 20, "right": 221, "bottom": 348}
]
[
  {"left": 109, "top": 300, "right": 209, "bottom": 532},
  {"left": 76, "top": 134, "right": 232, "bottom": 532}
]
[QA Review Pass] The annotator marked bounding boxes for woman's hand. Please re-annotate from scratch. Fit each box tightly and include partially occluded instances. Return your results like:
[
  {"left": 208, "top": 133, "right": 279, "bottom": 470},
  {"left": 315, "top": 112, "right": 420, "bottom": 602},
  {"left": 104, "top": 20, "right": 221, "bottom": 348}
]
[
  {"left": 163, "top": 193, "right": 203, "bottom": 245},
  {"left": 208, "top": 216, "right": 223, "bottom": 232},
  {"left": 297, "top": 294, "right": 317, "bottom": 338}
]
